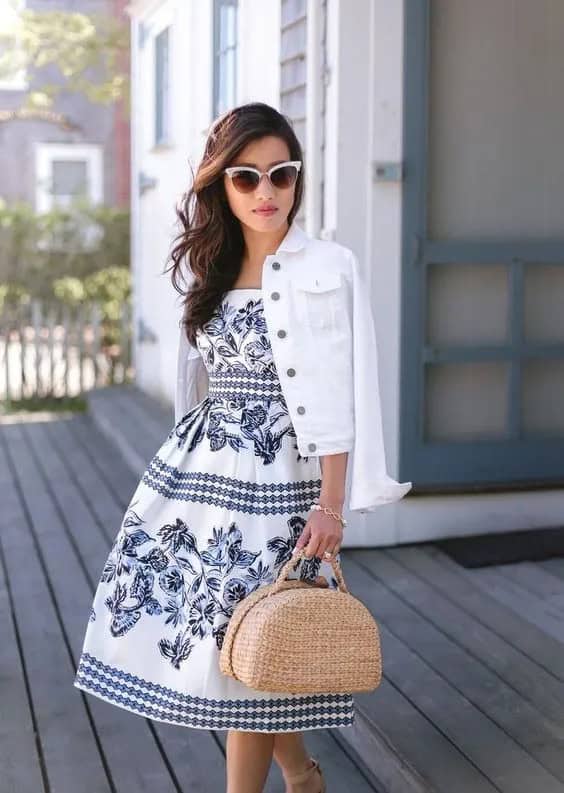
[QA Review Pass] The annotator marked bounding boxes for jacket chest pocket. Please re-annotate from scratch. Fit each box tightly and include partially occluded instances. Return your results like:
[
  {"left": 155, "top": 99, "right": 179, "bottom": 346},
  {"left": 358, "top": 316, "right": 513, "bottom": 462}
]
[{"left": 292, "top": 272, "right": 347, "bottom": 332}]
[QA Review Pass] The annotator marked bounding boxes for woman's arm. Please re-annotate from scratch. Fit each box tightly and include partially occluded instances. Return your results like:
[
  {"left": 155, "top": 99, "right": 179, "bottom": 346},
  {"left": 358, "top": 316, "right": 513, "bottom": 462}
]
[
  {"left": 294, "top": 452, "right": 349, "bottom": 561},
  {"left": 319, "top": 452, "right": 348, "bottom": 510}
]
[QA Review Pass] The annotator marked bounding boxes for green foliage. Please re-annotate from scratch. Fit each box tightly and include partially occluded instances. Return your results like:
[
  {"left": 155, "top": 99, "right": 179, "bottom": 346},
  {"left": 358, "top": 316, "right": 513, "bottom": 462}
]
[
  {"left": 52, "top": 276, "right": 86, "bottom": 306},
  {"left": 0, "top": 7, "right": 130, "bottom": 112},
  {"left": 0, "top": 282, "right": 30, "bottom": 314},
  {"left": 0, "top": 200, "right": 130, "bottom": 304},
  {"left": 0, "top": 200, "right": 131, "bottom": 351},
  {"left": 1, "top": 394, "right": 88, "bottom": 415},
  {"left": 84, "top": 266, "right": 131, "bottom": 319}
]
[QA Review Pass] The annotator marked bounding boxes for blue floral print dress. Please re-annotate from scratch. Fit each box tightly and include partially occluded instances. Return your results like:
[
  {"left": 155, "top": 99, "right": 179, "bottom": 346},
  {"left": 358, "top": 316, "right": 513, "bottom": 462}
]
[{"left": 73, "top": 288, "right": 355, "bottom": 733}]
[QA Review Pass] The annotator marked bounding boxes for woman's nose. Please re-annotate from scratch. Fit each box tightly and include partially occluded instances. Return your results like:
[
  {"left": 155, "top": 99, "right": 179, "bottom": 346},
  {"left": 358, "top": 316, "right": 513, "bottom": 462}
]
[{"left": 255, "top": 173, "right": 275, "bottom": 198}]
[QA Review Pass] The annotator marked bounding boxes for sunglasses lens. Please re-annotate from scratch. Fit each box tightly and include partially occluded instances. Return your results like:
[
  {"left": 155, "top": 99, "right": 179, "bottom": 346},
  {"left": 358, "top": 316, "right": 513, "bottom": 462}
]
[
  {"left": 231, "top": 170, "right": 260, "bottom": 193},
  {"left": 270, "top": 165, "right": 298, "bottom": 189}
]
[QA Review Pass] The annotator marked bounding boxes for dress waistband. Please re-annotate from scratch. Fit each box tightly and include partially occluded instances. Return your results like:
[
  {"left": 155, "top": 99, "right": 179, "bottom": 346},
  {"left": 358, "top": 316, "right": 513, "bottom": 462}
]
[{"left": 207, "top": 369, "right": 285, "bottom": 401}]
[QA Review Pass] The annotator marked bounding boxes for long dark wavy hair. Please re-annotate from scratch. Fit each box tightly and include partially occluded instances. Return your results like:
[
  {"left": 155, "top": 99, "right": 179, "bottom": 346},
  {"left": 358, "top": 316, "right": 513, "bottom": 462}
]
[{"left": 164, "top": 102, "right": 305, "bottom": 348}]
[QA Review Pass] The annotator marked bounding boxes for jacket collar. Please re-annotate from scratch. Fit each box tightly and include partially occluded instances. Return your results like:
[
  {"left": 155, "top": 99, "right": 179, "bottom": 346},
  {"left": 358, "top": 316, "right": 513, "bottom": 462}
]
[{"left": 275, "top": 219, "right": 309, "bottom": 253}]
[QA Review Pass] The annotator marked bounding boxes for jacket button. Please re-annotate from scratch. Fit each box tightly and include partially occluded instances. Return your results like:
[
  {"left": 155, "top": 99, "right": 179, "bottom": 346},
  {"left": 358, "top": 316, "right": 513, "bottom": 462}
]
[
  {"left": 287, "top": 367, "right": 296, "bottom": 377},
  {"left": 277, "top": 329, "right": 287, "bottom": 338},
  {"left": 272, "top": 261, "right": 281, "bottom": 270},
  {"left": 308, "top": 442, "right": 317, "bottom": 452},
  {"left": 271, "top": 291, "right": 280, "bottom": 300},
  {"left": 297, "top": 405, "right": 306, "bottom": 414}
]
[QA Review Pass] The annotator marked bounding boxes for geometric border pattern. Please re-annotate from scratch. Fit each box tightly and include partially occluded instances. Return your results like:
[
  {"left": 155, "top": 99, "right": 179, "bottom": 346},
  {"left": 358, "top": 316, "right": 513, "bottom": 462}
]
[
  {"left": 142, "top": 458, "right": 322, "bottom": 514},
  {"left": 74, "top": 652, "right": 355, "bottom": 732}
]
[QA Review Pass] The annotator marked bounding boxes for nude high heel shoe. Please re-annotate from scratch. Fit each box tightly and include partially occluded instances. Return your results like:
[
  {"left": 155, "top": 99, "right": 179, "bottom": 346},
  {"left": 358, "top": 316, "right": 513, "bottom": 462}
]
[{"left": 285, "top": 756, "right": 326, "bottom": 793}]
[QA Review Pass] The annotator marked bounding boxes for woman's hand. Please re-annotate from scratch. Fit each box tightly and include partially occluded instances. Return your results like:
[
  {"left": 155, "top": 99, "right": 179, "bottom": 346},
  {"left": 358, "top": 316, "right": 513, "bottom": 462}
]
[{"left": 294, "top": 506, "right": 344, "bottom": 560}]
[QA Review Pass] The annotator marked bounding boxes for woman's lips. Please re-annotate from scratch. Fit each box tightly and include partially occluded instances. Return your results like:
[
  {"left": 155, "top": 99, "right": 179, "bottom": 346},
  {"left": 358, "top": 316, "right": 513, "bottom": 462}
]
[{"left": 254, "top": 207, "right": 278, "bottom": 215}]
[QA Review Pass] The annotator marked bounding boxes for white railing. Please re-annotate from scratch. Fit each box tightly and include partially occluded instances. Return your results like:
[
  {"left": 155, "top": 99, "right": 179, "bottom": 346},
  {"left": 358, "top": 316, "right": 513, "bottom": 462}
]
[{"left": 0, "top": 299, "right": 133, "bottom": 401}]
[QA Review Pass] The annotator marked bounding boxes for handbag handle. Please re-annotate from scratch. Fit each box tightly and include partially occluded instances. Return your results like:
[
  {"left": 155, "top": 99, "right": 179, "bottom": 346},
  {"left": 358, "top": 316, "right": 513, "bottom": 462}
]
[{"left": 273, "top": 547, "right": 349, "bottom": 594}]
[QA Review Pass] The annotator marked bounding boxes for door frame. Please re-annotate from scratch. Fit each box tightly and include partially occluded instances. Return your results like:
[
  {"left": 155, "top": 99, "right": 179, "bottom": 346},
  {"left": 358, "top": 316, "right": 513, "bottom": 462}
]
[{"left": 400, "top": 0, "right": 564, "bottom": 493}]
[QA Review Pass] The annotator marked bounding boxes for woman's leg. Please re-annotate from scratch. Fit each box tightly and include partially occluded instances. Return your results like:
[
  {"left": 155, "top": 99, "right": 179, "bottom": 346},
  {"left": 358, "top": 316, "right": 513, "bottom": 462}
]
[
  {"left": 226, "top": 729, "right": 275, "bottom": 793},
  {"left": 273, "top": 732, "right": 319, "bottom": 791}
]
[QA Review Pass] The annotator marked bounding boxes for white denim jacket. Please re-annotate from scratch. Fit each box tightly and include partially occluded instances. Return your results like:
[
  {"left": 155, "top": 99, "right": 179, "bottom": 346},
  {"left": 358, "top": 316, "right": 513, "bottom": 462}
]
[{"left": 174, "top": 220, "right": 412, "bottom": 513}]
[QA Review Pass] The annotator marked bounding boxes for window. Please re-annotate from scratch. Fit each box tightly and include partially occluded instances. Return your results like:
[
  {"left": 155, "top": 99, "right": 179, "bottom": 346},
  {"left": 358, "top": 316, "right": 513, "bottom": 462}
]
[
  {"left": 213, "top": 0, "right": 237, "bottom": 118},
  {"left": 154, "top": 26, "right": 170, "bottom": 145},
  {"left": 51, "top": 160, "right": 89, "bottom": 203},
  {"left": 0, "top": 0, "right": 27, "bottom": 91},
  {"left": 35, "top": 143, "right": 103, "bottom": 212}
]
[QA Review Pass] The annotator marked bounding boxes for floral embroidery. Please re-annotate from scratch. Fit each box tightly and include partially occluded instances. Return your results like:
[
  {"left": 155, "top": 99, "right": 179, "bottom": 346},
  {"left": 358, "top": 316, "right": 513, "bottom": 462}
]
[
  {"left": 76, "top": 288, "right": 353, "bottom": 731},
  {"left": 93, "top": 503, "right": 339, "bottom": 670},
  {"left": 169, "top": 297, "right": 309, "bottom": 465},
  {"left": 198, "top": 297, "right": 272, "bottom": 374}
]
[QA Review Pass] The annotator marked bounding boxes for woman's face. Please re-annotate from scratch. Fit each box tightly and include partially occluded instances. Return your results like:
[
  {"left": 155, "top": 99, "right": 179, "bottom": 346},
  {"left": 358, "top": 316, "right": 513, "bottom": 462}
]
[{"left": 223, "top": 135, "right": 296, "bottom": 233}]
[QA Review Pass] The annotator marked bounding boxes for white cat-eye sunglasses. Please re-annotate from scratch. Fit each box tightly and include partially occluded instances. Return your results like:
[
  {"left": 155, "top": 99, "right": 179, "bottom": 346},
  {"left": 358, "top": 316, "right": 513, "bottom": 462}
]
[{"left": 223, "top": 160, "right": 302, "bottom": 194}]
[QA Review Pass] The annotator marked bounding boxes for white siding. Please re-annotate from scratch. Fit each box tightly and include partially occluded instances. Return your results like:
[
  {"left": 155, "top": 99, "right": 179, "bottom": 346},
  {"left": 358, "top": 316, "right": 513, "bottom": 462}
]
[{"left": 129, "top": 0, "right": 281, "bottom": 406}]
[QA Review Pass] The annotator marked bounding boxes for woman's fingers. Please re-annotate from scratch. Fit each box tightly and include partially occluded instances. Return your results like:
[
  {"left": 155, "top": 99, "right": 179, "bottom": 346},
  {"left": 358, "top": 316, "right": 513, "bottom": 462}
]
[
  {"left": 305, "top": 535, "right": 341, "bottom": 560},
  {"left": 293, "top": 525, "right": 311, "bottom": 551},
  {"left": 294, "top": 517, "right": 342, "bottom": 560}
]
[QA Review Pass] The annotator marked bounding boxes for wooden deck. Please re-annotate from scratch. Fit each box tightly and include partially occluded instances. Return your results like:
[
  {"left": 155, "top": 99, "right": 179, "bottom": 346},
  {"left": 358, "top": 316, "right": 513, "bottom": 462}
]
[{"left": 2, "top": 384, "right": 564, "bottom": 793}]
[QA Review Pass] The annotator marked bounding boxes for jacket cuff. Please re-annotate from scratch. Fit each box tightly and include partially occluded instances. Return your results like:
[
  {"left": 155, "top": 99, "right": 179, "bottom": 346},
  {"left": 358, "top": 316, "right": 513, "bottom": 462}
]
[
  {"left": 300, "top": 440, "right": 354, "bottom": 457},
  {"left": 348, "top": 476, "right": 412, "bottom": 512}
]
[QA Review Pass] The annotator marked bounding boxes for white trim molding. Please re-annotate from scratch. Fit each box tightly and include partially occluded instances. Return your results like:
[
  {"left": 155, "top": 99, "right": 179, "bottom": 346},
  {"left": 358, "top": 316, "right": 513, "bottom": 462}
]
[{"left": 34, "top": 142, "right": 103, "bottom": 212}]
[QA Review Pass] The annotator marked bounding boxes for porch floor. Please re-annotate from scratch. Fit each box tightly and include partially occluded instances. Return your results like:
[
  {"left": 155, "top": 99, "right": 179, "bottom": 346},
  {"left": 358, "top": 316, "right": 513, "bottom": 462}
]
[{"left": 2, "top": 384, "right": 564, "bottom": 793}]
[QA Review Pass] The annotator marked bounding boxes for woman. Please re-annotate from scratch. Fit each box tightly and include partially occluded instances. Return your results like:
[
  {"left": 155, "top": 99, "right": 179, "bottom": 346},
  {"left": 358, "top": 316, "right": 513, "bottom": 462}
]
[{"left": 74, "top": 102, "right": 411, "bottom": 793}]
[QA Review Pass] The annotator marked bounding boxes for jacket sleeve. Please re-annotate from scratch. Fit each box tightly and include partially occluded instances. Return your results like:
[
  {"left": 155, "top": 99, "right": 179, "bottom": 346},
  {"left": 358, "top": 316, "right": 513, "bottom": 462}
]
[
  {"left": 346, "top": 248, "right": 412, "bottom": 512},
  {"left": 174, "top": 323, "right": 209, "bottom": 424}
]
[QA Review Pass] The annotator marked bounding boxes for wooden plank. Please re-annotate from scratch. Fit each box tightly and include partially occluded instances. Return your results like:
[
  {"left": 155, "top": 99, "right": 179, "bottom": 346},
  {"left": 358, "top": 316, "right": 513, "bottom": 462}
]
[
  {"left": 350, "top": 549, "right": 564, "bottom": 771},
  {"left": 0, "top": 423, "right": 111, "bottom": 793},
  {"left": 341, "top": 554, "right": 564, "bottom": 793},
  {"left": 9, "top": 419, "right": 178, "bottom": 792},
  {"left": 62, "top": 305, "right": 70, "bottom": 397},
  {"left": 70, "top": 411, "right": 139, "bottom": 500},
  {"left": 341, "top": 680, "right": 490, "bottom": 793},
  {"left": 77, "top": 303, "right": 85, "bottom": 393},
  {"left": 108, "top": 385, "right": 171, "bottom": 447},
  {"left": 123, "top": 382, "right": 175, "bottom": 428},
  {"left": 91, "top": 302, "right": 101, "bottom": 387},
  {"left": 47, "top": 413, "right": 137, "bottom": 530},
  {"left": 3, "top": 309, "right": 11, "bottom": 400},
  {"left": 19, "top": 308, "right": 26, "bottom": 400},
  {"left": 540, "top": 558, "right": 564, "bottom": 583},
  {"left": 494, "top": 561, "right": 564, "bottom": 599},
  {"left": 387, "top": 545, "right": 564, "bottom": 680},
  {"left": 137, "top": 721, "right": 227, "bottom": 793},
  {"left": 448, "top": 561, "right": 564, "bottom": 644},
  {"left": 354, "top": 549, "right": 564, "bottom": 725},
  {"left": 31, "top": 300, "right": 41, "bottom": 397},
  {"left": 22, "top": 416, "right": 225, "bottom": 792},
  {"left": 87, "top": 386, "right": 158, "bottom": 474},
  {"left": 46, "top": 308, "right": 55, "bottom": 397},
  {"left": 0, "top": 528, "right": 46, "bottom": 793}
]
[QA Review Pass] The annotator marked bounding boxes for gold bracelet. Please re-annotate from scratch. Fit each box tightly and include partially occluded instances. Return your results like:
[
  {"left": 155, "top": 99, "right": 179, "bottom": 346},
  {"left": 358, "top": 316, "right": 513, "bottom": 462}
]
[{"left": 310, "top": 503, "right": 347, "bottom": 528}]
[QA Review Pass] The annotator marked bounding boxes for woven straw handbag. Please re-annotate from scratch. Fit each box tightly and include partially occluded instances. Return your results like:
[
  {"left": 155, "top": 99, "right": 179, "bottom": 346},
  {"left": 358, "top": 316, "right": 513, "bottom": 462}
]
[{"left": 218, "top": 547, "right": 382, "bottom": 694}]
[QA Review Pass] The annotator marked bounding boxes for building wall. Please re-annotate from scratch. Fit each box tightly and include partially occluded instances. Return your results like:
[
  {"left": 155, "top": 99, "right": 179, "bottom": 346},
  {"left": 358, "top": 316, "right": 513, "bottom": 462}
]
[
  {"left": 127, "top": 0, "right": 409, "bottom": 544},
  {"left": 280, "top": 0, "right": 307, "bottom": 148},
  {"left": 279, "top": 0, "right": 328, "bottom": 233},
  {"left": 129, "top": 0, "right": 281, "bottom": 409},
  {"left": 319, "top": 0, "right": 406, "bottom": 544},
  {"left": 122, "top": 0, "right": 564, "bottom": 545}
]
